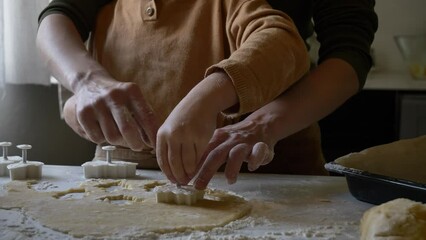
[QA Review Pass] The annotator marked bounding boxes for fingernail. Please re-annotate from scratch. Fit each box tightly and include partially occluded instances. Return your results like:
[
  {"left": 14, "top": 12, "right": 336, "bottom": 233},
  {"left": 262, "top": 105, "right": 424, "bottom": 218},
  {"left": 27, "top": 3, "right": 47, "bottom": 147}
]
[
  {"left": 194, "top": 178, "right": 206, "bottom": 189},
  {"left": 227, "top": 178, "right": 236, "bottom": 184},
  {"left": 131, "top": 147, "right": 143, "bottom": 152},
  {"left": 248, "top": 163, "right": 259, "bottom": 172}
]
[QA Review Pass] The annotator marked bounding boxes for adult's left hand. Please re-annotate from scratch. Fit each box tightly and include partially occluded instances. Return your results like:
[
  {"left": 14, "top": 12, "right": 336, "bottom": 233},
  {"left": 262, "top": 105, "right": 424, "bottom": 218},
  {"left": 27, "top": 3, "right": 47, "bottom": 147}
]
[{"left": 193, "top": 119, "right": 276, "bottom": 190}]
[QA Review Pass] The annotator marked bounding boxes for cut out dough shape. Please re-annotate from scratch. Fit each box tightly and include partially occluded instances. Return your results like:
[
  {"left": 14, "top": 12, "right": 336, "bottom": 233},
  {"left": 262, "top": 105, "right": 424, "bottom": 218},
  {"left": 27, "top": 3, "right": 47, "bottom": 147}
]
[
  {"left": 154, "top": 184, "right": 205, "bottom": 205},
  {"left": 7, "top": 161, "right": 44, "bottom": 180},
  {"left": 82, "top": 160, "right": 137, "bottom": 179},
  {"left": 360, "top": 198, "right": 426, "bottom": 240},
  {"left": 0, "top": 179, "right": 251, "bottom": 237}
]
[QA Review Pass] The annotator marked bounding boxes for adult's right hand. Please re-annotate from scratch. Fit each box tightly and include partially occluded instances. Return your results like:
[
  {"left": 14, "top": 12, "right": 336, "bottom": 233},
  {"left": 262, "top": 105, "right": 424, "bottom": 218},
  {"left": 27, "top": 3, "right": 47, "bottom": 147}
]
[
  {"left": 37, "top": 14, "right": 158, "bottom": 151},
  {"left": 64, "top": 75, "right": 159, "bottom": 151}
]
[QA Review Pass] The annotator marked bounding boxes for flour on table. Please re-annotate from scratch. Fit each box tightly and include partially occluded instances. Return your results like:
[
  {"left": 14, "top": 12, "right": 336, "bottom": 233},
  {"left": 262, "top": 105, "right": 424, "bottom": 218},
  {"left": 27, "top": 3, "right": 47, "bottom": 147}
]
[{"left": 0, "top": 179, "right": 251, "bottom": 238}]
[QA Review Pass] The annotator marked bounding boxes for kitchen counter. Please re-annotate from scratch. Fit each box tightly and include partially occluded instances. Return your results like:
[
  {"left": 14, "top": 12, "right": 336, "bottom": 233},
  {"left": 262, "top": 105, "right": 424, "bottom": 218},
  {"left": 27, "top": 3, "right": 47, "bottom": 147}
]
[
  {"left": 364, "top": 71, "right": 426, "bottom": 91},
  {"left": 0, "top": 165, "right": 373, "bottom": 239}
]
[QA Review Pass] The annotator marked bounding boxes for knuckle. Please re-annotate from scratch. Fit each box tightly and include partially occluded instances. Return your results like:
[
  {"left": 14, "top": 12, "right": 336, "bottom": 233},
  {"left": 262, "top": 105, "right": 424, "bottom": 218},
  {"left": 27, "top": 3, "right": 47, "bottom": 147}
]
[
  {"left": 90, "top": 135, "right": 105, "bottom": 144},
  {"left": 106, "top": 88, "right": 125, "bottom": 102},
  {"left": 123, "top": 82, "right": 140, "bottom": 92},
  {"left": 213, "top": 128, "right": 229, "bottom": 138},
  {"left": 77, "top": 107, "right": 94, "bottom": 123},
  {"left": 104, "top": 133, "right": 121, "bottom": 145},
  {"left": 119, "top": 123, "right": 134, "bottom": 134},
  {"left": 110, "top": 82, "right": 140, "bottom": 99}
]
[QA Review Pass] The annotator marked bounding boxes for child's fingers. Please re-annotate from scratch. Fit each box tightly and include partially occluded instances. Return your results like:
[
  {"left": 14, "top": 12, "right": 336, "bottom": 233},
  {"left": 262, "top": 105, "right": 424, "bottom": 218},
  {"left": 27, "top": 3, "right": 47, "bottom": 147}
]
[
  {"left": 181, "top": 142, "right": 198, "bottom": 181},
  {"left": 168, "top": 142, "right": 191, "bottom": 185},
  {"left": 156, "top": 136, "right": 177, "bottom": 183}
]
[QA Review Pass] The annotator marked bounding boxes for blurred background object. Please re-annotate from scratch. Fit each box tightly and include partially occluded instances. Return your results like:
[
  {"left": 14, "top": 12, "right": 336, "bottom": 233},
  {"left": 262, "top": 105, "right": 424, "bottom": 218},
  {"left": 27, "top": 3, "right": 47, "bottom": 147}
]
[
  {"left": 0, "top": 0, "right": 96, "bottom": 166},
  {"left": 2, "top": 0, "right": 50, "bottom": 85},
  {"left": 394, "top": 35, "right": 426, "bottom": 80}
]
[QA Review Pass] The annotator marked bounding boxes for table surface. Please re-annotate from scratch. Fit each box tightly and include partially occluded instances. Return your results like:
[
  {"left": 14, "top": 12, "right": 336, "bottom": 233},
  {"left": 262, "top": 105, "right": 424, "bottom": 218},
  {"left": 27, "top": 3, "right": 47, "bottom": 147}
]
[{"left": 0, "top": 165, "right": 373, "bottom": 239}]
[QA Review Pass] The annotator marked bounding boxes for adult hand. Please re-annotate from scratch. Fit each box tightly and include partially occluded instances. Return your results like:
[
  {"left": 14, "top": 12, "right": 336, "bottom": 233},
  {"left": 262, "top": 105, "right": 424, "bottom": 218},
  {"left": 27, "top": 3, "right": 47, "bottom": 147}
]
[
  {"left": 37, "top": 14, "right": 159, "bottom": 151},
  {"left": 193, "top": 119, "right": 276, "bottom": 190},
  {"left": 64, "top": 75, "right": 159, "bottom": 151}
]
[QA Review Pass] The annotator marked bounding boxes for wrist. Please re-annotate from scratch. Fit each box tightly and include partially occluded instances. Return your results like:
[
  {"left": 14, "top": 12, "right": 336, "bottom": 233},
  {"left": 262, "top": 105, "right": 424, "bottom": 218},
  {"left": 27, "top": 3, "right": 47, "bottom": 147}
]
[
  {"left": 203, "top": 70, "right": 238, "bottom": 113},
  {"left": 70, "top": 68, "right": 114, "bottom": 94},
  {"left": 245, "top": 111, "right": 281, "bottom": 147}
]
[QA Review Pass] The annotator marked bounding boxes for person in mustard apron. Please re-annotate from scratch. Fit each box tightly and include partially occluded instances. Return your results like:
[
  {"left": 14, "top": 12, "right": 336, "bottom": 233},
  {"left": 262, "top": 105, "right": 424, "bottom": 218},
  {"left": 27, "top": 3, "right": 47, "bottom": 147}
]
[
  {"left": 37, "top": 0, "right": 310, "bottom": 185},
  {"left": 37, "top": 0, "right": 378, "bottom": 189},
  {"left": 193, "top": 0, "right": 378, "bottom": 189}
]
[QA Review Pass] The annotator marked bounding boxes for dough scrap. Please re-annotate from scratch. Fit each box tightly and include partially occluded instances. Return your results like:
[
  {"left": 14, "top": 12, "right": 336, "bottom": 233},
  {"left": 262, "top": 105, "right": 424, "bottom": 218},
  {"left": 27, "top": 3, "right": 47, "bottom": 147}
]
[
  {"left": 335, "top": 135, "right": 426, "bottom": 184},
  {"left": 0, "top": 179, "right": 251, "bottom": 237},
  {"left": 360, "top": 198, "right": 426, "bottom": 240}
]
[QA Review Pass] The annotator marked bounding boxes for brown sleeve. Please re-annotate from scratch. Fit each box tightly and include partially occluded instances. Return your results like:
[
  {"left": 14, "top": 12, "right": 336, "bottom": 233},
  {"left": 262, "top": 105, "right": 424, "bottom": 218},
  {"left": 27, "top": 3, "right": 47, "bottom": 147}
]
[{"left": 206, "top": 0, "right": 310, "bottom": 118}]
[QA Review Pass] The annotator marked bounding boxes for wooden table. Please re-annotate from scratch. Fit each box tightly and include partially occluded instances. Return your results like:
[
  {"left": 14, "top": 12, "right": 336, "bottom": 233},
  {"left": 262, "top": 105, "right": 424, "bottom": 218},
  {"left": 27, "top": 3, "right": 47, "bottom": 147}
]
[{"left": 0, "top": 165, "right": 373, "bottom": 239}]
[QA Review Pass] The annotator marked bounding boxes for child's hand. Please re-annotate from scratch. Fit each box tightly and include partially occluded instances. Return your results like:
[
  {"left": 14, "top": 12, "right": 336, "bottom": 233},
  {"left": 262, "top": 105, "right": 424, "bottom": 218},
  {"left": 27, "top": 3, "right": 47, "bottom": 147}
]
[
  {"left": 156, "top": 97, "right": 217, "bottom": 184},
  {"left": 156, "top": 71, "right": 238, "bottom": 185}
]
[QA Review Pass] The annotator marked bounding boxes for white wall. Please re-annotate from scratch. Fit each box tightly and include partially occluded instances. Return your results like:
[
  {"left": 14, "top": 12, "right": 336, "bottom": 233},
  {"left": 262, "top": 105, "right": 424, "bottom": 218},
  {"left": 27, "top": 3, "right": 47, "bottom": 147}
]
[{"left": 372, "top": 0, "right": 426, "bottom": 72}]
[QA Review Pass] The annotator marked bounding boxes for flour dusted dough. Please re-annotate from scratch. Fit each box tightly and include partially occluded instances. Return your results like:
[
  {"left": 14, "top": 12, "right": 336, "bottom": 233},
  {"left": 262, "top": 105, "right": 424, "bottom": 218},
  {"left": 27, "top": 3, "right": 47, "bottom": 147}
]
[
  {"left": 360, "top": 198, "right": 426, "bottom": 240},
  {"left": 335, "top": 135, "right": 426, "bottom": 184},
  {"left": 0, "top": 179, "right": 251, "bottom": 237}
]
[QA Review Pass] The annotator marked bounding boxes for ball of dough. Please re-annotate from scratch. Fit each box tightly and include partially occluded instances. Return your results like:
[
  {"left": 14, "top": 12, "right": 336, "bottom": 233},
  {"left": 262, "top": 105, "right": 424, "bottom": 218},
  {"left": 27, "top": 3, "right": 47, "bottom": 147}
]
[{"left": 360, "top": 198, "right": 426, "bottom": 240}]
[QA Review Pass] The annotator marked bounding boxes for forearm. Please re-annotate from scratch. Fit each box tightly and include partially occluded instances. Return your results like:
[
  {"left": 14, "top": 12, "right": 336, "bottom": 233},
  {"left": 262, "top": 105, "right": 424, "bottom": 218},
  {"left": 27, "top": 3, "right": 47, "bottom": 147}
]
[
  {"left": 183, "top": 71, "right": 239, "bottom": 116},
  {"left": 210, "top": 1, "right": 309, "bottom": 117},
  {"left": 245, "top": 58, "right": 359, "bottom": 143},
  {"left": 36, "top": 14, "right": 112, "bottom": 93}
]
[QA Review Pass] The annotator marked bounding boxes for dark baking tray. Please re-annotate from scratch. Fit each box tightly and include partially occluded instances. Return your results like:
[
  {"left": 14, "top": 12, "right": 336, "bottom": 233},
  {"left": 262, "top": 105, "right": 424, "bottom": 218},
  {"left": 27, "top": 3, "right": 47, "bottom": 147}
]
[{"left": 325, "top": 161, "right": 426, "bottom": 205}]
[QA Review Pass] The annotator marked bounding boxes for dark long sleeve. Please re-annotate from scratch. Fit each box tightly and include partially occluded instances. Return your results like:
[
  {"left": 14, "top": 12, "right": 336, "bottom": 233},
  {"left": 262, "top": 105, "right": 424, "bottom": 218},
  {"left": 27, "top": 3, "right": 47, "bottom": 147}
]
[
  {"left": 38, "top": 0, "right": 111, "bottom": 41},
  {"left": 313, "top": 0, "right": 378, "bottom": 88},
  {"left": 268, "top": 0, "right": 378, "bottom": 89}
]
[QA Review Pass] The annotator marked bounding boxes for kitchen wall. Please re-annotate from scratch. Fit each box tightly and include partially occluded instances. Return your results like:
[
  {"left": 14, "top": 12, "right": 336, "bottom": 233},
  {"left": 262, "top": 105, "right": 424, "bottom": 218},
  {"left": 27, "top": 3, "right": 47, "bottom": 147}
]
[
  {"left": 372, "top": 0, "right": 426, "bottom": 72},
  {"left": 0, "top": 84, "right": 95, "bottom": 165}
]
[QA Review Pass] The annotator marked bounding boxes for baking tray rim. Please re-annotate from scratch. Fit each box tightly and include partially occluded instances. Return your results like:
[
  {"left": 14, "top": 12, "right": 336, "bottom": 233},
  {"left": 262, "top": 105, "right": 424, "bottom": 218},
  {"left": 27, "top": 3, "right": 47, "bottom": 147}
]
[{"left": 324, "top": 161, "right": 426, "bottom": 191}]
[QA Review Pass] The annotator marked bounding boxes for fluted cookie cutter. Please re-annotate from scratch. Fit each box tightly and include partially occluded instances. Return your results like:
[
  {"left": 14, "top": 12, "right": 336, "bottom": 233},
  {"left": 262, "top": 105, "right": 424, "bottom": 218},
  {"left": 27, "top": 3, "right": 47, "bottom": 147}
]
[
  {"left": 82, "top": 145, "right": 137, "bottom": 179},
  {"left": 154, "top": 184, "right": 205, "bottom": 205},
  {"left": 0, "top": 142, "right": 22, "bottom": 176},
  {"left": 7, "top": 144, "right": 44, "bottom": 180}
]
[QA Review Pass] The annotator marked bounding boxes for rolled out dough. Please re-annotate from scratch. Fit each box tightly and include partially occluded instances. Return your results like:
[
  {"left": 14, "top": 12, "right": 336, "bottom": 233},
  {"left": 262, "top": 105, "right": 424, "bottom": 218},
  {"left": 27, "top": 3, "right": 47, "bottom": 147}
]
[
  {"left": 0, "top": 179, "right": 251, "bottom": 238},
  {"left": 360, "top": 198, "right": 426, "bottom": 240},
  {"left": 335, "top": 135, "right": 426, "bottom": 184}
]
